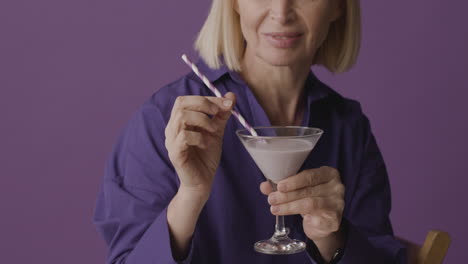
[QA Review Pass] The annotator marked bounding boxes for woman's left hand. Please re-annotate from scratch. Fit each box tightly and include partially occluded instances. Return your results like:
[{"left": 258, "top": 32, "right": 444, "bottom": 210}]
[{"left": 260, "top": 166, "right": 345, "bottom": 241}]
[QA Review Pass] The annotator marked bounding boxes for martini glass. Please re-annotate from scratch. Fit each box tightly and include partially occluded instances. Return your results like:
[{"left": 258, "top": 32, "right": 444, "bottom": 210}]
[{"left": 236, "top": 126, "right": 323, "bottom": 255}]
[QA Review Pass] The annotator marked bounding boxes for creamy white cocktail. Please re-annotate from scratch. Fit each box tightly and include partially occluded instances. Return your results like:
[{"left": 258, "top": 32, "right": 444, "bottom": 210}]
[
  {"left": 237, "top": 126, "right": 323, "bottom": 255},
  {"left": 243, "top": 138, "right": 313, "bottom": 183}
]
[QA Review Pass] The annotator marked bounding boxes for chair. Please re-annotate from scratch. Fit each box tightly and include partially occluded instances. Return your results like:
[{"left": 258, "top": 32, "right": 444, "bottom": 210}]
[{"left": 397, "top": 230, "right": 451, "bottom": 264}]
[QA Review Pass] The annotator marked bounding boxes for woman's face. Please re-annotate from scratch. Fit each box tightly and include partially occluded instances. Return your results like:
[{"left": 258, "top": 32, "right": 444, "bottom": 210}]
[{"left": 235, "top": 0, "right": 342, "bottom": 67}]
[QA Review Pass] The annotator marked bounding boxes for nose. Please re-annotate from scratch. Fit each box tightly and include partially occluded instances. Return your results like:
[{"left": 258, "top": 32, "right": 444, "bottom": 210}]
[{"left": 269, "top": 0, "right": 295, "bottom": 24}]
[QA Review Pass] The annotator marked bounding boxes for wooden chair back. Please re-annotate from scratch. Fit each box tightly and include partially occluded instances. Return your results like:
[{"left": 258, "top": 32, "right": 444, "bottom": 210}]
[{"left": 397, "top": 230, "right": 451, "bottom": 264}]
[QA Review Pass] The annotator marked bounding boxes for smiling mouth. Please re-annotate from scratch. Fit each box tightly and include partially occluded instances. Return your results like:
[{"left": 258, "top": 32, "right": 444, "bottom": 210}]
[
  {"left": 272, "top": 36, "right": 298, "bottom": 40},
  {"left": 263, "top": 32, "right": 303, "bottom": 48},
  {"left": 264, "top": 32, "right": 303, "bottom": 39}
]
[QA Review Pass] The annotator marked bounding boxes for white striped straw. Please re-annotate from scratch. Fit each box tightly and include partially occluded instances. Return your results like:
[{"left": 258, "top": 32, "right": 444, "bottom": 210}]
[{"left": 181, "top": 54, "right": 258, "bottom": 137}]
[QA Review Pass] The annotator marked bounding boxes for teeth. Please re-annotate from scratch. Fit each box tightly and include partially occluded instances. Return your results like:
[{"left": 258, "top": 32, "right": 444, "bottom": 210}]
[{"left": 273, "top": 36, "right": 292, "bottom": 39}]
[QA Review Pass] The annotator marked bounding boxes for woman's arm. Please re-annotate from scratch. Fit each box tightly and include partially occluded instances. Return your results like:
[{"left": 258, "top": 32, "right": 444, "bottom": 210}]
[
  {"left": 94, "top": 90, "right": 236, "bottom": 263},
  {"left": 338, "top": 110, "right": 407, "bottom": 263},
  {"left": 94, "top": 101, "right": 196, "bottom": 264},
  {"left": 167, "top": 186, "right": 208, "bottom": 260}
]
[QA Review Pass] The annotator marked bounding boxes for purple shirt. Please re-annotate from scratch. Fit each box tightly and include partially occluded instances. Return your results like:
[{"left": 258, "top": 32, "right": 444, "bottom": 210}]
[{"left": 93, "top": 60, "right": 406, "bottom": 263}]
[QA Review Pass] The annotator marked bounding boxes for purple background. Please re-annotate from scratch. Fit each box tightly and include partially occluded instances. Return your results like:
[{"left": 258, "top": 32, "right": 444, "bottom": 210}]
[{"left": 1, "top": 0, "right": 466, "bottom": 263}]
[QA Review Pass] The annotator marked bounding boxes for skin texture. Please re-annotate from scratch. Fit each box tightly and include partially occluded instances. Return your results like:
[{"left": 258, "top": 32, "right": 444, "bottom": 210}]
[
  {"left": 235, "top": 0, "right": 341, "bottom": 67},
  {"left": 236, "top": 0, "right": 342, "bottom": 126}
]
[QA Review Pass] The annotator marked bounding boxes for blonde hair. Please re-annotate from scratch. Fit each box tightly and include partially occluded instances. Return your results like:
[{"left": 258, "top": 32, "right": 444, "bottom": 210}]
[{"left": 194, "top": 0, "right": 361, "bottom": 73}]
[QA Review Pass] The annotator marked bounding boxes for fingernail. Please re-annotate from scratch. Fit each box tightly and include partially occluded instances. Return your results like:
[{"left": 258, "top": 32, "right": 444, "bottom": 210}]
[
  {"left": 271, "top": 206, "right": 279, "bottom": 214},
  {"left": 268, "top": 194, "right": 277, "bottom": 204},
  {"left": 223, "top": 99, "right": 232, "bottom": 107}
]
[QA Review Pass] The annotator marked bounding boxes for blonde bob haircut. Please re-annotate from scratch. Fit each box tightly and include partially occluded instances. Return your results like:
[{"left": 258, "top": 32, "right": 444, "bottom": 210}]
[{"left": 195, "top": 0, "right": 361, "bottom": 73}]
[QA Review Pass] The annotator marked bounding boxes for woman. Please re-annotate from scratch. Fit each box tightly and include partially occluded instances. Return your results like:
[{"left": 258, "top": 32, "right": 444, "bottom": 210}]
[{"left": 94, "top": 0, "right": 406, "bottom": 263}]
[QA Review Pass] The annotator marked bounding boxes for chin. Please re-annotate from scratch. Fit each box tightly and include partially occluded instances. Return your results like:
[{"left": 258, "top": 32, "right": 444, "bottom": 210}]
[
  {"left": 258, "top": 53, "right": 300, "bottom": 67},
  {"left": 256, "top": 48, "right": 306, "bottom": 67}
]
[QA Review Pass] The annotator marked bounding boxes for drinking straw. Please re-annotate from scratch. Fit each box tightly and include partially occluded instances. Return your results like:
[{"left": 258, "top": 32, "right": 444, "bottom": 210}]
[{"left": 181, "top": 54, "right": 258, "bottom": 136}]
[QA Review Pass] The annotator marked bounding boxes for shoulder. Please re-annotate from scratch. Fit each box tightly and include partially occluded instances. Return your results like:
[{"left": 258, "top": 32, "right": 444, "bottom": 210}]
[{"left": 314, "top": 79, "right": 366, "bottom": 125}]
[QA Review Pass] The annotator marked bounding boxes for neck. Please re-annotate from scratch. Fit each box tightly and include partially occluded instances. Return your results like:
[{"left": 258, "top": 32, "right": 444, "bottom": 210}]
[{"left": 239, "top": 50, "right": 311, "bottom": 126}]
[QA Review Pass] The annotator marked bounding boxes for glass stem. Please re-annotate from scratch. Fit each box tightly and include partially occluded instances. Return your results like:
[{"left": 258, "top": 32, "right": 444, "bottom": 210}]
[{"left": 269, "top": 180, "right": 289, "bottom": 239}]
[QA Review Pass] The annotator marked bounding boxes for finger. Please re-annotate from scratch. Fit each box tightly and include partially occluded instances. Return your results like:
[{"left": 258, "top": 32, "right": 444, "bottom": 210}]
[
  {"left": 268, "top": 182, "right": 332, "bottom": 205},
  {"left": 270, "top": 197, "right": 326, "bottom": 216},
  {"left": 175, "top": 110, "right": 218, "bottom": 134},
  {"left": 303, "top": 223, "right": 330, "bottom": 239},
  {"left": 172, "top": 96, "right": 227, "bottom": 117},
  {"left": 303, "top": 215, "right": 339, "bottom": 239},
  {"left": 260, "top": 181, "right": 273, "bottom": 195},
  {"left": 304, "top": 213, "right": 341, "bottom": 233},
  {"left": 206, "top": 92, "right": 236, "bottom": 111},
  {"left": 173, "top": 130, "right": 206, "bottom": 152},
  {"left": 211, "top": 92, "right": 236, "bottom": 123},
  {"left": 277, "top": 167, "right": 336, "bottom": 192},
  {"left": 270, "top": 195, "right": 344, "bottom": 216}
]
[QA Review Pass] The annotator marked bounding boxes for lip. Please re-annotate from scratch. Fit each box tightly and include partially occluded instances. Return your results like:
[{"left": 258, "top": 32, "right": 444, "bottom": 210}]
[{"left": 263, "top": 32, "right": 303, "bottom": 49}]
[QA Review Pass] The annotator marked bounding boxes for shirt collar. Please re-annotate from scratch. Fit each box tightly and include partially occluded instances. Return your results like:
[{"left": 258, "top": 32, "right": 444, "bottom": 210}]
[
  {"left": 195, "top": 59, "right": 231, "bottom": 83},
  {"left": 304, "top": 70, "right": 334, "bottom": 103}
]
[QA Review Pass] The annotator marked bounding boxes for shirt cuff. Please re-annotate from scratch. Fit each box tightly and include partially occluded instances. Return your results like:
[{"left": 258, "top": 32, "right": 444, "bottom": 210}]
[
  {"left": 305, "top": 218, "right": 348, "bottom": 264},
  {"left": 125, "top": 207, "right": 195, "bottom": 264},
  {"left": 305, "top": 240, "right": 324, "bottom": 264}
]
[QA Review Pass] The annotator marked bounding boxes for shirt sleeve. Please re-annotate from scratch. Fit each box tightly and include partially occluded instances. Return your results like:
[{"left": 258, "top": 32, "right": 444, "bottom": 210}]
[
  {"left": 338, "top": 112, "right": 407, "bottom": 263},
  {"left": 93, "top": 100, "right": 194, "bottom": 264}
]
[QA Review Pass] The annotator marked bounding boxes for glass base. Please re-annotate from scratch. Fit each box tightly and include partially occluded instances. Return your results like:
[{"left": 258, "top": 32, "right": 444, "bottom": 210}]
[{"left": 254, "top": 237, "right": 306, "bottom": 255}]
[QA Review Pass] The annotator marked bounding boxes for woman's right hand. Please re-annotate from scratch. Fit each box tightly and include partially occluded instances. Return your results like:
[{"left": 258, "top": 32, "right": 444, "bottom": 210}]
[{"left": 165, "top": 92, "right": 236, "bottom": 200}]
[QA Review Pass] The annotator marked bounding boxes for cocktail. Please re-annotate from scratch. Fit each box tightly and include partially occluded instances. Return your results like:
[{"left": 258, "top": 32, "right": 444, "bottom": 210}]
[{"left": 236, "top": 126, "right": 323, "bottom": 255}]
